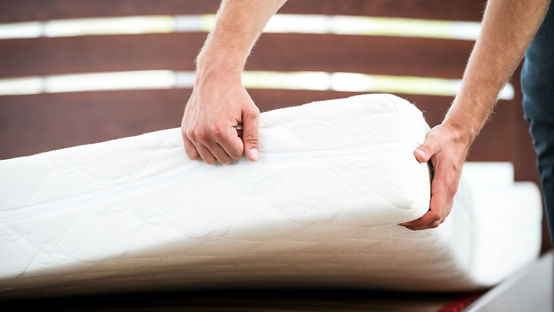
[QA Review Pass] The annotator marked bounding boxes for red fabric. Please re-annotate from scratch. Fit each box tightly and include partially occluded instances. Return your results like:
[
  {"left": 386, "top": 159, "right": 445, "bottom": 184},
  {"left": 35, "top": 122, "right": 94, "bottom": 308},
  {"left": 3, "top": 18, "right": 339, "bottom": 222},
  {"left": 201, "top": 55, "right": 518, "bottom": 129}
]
[{"left": 439, "top": 293, "right": 483, "bottom": 312}]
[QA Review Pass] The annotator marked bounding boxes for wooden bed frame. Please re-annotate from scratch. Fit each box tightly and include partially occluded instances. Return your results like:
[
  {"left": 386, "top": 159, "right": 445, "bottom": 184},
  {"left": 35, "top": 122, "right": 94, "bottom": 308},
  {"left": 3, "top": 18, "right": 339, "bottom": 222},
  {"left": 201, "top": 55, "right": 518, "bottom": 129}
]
[{"left": 0, "top": 0, "right": 550, "bottom": 252}]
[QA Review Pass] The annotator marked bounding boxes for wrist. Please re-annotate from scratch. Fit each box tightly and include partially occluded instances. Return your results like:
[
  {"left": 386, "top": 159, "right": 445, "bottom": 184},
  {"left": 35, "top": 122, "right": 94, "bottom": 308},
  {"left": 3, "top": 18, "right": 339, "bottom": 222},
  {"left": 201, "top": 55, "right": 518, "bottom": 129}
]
[
  {"left": 196, "top": 45, "right": 246, "bottom": 72},
  {"left": 195, "top": 47, "right": 243, "bottom": 84},
  {"left": 442, "top": 94, "right": 491, "bottom": 146},
  {"left": 195, "top": 67, "right": 242, "bottom": 85},
  {"left": 195, "top": 52, "right": 244, "bottom": 88},
  {"left": 441, "top": 118, "right": 476, "bottom": 147}
]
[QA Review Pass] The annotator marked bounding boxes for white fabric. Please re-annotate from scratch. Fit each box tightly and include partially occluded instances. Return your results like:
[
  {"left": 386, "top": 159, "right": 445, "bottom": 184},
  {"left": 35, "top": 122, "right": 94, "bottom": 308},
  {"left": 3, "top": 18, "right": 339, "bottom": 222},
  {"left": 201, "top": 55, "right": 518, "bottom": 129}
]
[{"left": 0, "top": 94, "right": 542, "bottom": 296}]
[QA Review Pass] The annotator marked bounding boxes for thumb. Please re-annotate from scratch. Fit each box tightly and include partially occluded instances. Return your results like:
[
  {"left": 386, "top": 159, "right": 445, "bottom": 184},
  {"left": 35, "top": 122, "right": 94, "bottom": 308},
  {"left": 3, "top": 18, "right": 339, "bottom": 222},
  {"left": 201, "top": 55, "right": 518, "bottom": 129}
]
[
  {"left": 414, "top": 134, "right": 439, "bottom": 163},
  {"left": 242, "top": 107, "right": 260, "bottom": 161}
]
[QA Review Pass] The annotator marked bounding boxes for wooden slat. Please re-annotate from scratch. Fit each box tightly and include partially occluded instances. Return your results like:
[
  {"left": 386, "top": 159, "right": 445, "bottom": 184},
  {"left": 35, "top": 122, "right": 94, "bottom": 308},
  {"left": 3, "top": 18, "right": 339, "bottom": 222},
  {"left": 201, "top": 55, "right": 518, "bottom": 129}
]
[
  {"left": 0, "top": 34, "right": 473, "bottom": 79},
  {"left": 0, "top": 0, "right": 222, "bottom": 22},
  {"left": 0, "top": 89, "right": 511, "bottom": 162},
  {"left": 281, "top": 0, "right": 486, "bottom": 21},
  {"left": 251, "top": 35, "right": 472, "bottom": 79},
  {"left": 0, "top": 0, "right": 486, "bottom": 23},
  {"left": 0, "top": 90, "right": 188, "bottom": 160},
  {"left": 0, "top": 34, "right": 204, "bottom": 78}
]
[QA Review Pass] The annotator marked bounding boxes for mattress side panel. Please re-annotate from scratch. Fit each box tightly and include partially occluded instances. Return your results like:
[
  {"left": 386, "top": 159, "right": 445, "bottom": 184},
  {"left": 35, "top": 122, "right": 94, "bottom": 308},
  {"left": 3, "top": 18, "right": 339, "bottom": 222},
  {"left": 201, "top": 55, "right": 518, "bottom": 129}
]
[{"left": 463, "top": 181, "right": 543, "bottom": 286}]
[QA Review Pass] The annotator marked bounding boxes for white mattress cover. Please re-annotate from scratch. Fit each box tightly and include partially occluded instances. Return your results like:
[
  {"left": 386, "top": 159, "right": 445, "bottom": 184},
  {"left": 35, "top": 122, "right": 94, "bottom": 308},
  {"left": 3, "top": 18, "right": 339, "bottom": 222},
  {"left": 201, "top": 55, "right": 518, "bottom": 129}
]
[{"left": 0, "top": 94, "right": 542, "bottom": 296}]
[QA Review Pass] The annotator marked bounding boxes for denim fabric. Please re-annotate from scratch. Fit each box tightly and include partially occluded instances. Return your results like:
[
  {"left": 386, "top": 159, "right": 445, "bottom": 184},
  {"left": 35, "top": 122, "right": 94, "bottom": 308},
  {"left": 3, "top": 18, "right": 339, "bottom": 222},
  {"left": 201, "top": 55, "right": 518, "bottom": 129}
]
[
  {"left": 522, "top": 3, "right": 554, "bottom": 123},
  {"left": 527, "top": 119, "right": 554, "bottom": 242},
  {"left": 521, "top": 2, "right": 554, "bottom": 242}
]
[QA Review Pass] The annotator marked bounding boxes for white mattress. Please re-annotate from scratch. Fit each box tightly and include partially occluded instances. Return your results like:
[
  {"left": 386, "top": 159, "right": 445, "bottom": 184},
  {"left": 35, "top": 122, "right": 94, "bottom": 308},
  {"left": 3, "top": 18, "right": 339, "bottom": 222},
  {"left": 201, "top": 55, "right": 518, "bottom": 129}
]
[{"left": 0, "top": 94, "right": 542, "bottom": 296}]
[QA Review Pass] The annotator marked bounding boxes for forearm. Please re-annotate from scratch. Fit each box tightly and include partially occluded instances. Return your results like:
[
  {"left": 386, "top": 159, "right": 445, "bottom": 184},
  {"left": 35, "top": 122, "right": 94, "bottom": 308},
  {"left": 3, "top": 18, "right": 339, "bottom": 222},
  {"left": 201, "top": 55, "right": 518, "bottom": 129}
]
[
  {"left": 196, "top": 0, "right": 287, "bottom": 76},
  {"left": 444, "top": 0, "right": 550, "bottom": 143}
]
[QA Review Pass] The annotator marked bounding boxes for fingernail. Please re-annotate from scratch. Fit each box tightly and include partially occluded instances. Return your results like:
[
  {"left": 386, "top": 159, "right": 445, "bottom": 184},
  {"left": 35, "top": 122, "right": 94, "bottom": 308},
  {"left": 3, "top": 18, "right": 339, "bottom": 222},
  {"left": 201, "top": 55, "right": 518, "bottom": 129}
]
[
  {"left": 249, "top": 148, "right": 258, "bottom": 161},
  {"left": 416, "top": 149, "right": 427, "bottom": 159}
]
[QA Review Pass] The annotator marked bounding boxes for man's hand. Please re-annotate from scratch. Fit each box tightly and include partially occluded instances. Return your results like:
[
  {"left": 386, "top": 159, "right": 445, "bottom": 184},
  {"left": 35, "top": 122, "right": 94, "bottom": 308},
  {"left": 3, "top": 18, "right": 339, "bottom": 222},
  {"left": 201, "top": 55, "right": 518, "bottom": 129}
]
[
  {"left": 400, "top": 0, "right": 550, "bottom": 230},
  {"left": 181, "top": 71, "right": 260, "bottom": 164},
  {"left": 401, "top": 123, "right": 470, "bottom": 230},
  {"left": 179, "top": 0, "right": 286, "bottom": 164}
]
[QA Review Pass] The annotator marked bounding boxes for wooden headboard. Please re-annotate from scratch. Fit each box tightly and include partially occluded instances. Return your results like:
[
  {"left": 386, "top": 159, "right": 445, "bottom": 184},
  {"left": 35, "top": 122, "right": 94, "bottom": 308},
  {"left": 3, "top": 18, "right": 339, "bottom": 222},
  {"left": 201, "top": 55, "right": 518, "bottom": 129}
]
[{"left": 0, "top": 0, "right": 548, "bottom": 250}]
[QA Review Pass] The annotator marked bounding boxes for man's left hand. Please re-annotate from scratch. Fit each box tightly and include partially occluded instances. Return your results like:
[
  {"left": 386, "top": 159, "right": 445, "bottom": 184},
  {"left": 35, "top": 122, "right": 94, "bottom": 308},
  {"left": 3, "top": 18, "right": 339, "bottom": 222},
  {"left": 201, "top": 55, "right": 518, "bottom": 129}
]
[{"left": 401, "top": 123, "right": 471, "bottom": 230}]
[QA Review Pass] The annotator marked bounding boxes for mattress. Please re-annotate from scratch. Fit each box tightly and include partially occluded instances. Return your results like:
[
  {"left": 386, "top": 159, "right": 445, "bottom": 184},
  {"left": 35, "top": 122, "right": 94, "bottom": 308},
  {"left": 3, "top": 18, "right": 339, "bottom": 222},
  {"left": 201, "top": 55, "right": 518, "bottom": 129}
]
[{"left": 0, "top": 94, "right": 542, "bottom": 296}]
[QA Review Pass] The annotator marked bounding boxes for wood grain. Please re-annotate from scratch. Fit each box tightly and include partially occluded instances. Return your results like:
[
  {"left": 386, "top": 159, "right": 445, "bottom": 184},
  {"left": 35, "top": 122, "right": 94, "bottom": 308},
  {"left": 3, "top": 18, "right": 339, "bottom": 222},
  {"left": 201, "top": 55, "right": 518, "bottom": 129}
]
[
  {"left": 0, "top": 89, "right": 512, "bottom": 163},
  {"left": 0, "top": 0, "right": 487, "bottom": 23},
  {"left": 0, "top": 34, "right": 473, "bottom": 79}
]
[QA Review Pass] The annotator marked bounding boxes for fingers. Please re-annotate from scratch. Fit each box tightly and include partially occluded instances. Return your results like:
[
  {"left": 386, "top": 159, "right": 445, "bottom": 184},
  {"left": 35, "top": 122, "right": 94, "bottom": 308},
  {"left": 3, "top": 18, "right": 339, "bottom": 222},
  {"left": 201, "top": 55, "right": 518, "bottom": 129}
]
[
  {"left": 404, "top": 132, "right": 448, "bottom": 230},
  {"left": 401, "top": 189, "right": 449, "bottom": 230},
  {"left": 414, "top": 132, "right": 440, "bottom": 163},
  {"left": 204, "top": 143, "right": 233, "bottom": 164},
  {"left": 182, "top": 136, "right": 200, "bottom": 160},
  {"left": 401, "top": 155, "right": 456, "bottom": 230},
  {"left": 401, "top": 124, "right": 468, "bottom": 231},
  {"left": 182, "top": 122, "right": 245, "bottom": 164},
  {"left": 194, "top": 142, "right": 218, "bottom": 165},
  {"left": 217, "top": 127, "right": 244, "bottom": 161},
  {"left": 189, "top": 131, "right": 230, "bottom": 164},
  {"left": 181, "top": 123, "right": 202, "bottom": 161},
  {"left": 181, "top": 73, "right": 261, "bottom": 164},
  {"left": 242, "top": 107, "right": 260, "bottom": 162}
]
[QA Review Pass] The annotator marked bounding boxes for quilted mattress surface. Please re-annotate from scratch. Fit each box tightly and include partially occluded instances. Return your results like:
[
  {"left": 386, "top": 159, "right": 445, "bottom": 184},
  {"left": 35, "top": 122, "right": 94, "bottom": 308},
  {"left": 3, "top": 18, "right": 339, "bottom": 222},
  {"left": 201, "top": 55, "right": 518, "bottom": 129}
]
[{"left": 0, "top": 94, "right": 543, "bottom": 296}]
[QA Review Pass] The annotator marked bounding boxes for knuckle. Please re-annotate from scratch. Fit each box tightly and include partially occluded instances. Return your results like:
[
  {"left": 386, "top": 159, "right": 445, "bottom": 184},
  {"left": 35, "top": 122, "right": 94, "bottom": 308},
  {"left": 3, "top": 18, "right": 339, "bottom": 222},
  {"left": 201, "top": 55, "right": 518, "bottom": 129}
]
[
  {"left": 209, "top": 125, "right": 223, "bottom": 139},
  {"left": 425, "top": 131, "right": 436, "bottom": 141},
  {"left": 185, "top": 129, "right": 195, "bottom": 140},
  {"left": 430, "top": 213, "right": 441, "bottom": 223},
  {"left": 195, "top": 129, "right": 208, "bottom": 141},
  {"left": 215, "top": 127, "right": 226, "bottom": 139},
  {"left": 244, "top": 135, "right": 258, "bottom": 145},
  {"left": 245, "top": 108, "right": 259, "bottom": 119}
]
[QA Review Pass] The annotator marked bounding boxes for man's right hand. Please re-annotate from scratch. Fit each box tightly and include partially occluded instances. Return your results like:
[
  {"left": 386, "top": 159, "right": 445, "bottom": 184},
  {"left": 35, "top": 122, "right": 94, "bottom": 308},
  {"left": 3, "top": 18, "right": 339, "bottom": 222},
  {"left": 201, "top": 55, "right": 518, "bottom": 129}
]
[
  {"left": 179, "top": 0, "right": 288, "bottom": 164},
  {"left": 181, "top": 71, "right": 260, "bottom": 165}
]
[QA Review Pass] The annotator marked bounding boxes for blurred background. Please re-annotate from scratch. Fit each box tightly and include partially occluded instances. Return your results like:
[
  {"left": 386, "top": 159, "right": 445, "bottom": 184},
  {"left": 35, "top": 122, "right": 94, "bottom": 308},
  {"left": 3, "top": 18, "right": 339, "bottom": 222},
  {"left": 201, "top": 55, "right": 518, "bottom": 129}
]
[{"left": 0, "top": 0, "right": 550, "bottom": 251}]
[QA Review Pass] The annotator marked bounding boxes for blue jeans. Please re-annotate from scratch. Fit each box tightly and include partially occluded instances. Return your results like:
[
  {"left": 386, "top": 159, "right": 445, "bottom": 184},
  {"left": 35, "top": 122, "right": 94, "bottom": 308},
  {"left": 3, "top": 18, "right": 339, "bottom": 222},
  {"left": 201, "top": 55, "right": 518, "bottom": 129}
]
[{"left": 521, "top": 2, "right": 554, "bottom": 243}]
